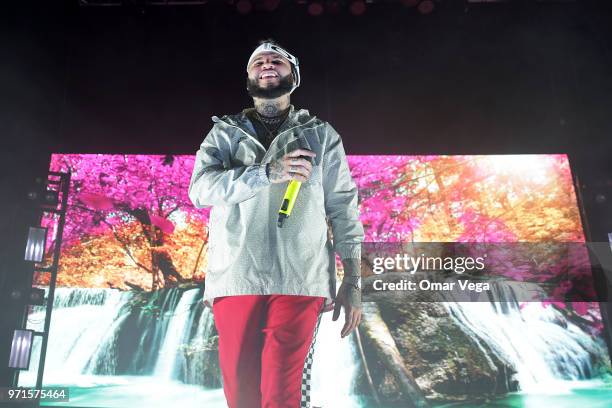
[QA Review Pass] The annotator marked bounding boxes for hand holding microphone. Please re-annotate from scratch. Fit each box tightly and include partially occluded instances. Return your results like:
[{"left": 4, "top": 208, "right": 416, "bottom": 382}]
[
  {"left": 267, "top": 148, "right": 316, "bottom": 184},
  {"left": 266, "top": 149, "right": 316, "bottom": 227}
]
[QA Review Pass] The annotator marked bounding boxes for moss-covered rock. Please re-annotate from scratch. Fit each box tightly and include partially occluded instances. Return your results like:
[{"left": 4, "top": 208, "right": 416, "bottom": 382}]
[{"left": 358, "top": 290, "right": 518, "bottom": 404}]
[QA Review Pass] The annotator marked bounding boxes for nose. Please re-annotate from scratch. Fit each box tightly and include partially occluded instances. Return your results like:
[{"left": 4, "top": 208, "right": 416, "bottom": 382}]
[{"left": 261, "top": 59, "right": 275, "bottom": 69}]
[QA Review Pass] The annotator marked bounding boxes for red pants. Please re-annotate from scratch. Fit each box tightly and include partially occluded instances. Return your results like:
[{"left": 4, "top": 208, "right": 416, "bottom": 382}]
[{"left": 213, "top": 295, "right": 325, "bottom": 408}]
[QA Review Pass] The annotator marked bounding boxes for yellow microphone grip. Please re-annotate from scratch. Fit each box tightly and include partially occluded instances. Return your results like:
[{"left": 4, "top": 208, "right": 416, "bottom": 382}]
[{"left": 277, "top": 180, "right": 302, "bottom": 227}]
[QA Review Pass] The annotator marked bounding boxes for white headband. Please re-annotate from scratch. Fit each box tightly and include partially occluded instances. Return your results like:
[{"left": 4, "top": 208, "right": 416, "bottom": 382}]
[{"left": 246, "top": 42, "right": 301, "bottom": 92}]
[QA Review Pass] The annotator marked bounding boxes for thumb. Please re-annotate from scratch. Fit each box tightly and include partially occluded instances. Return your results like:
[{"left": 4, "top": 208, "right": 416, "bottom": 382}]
[
  {"left": 322, "top": 302, "right": 335, "bottom": 313},
  {"left": 332, "top": 300, "right": 341, "bottom": 321}
]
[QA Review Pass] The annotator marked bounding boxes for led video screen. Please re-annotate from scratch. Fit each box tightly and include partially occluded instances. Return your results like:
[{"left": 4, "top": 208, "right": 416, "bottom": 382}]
[{"left": 20, "top": 153, "right": 611, "bottom": 407}]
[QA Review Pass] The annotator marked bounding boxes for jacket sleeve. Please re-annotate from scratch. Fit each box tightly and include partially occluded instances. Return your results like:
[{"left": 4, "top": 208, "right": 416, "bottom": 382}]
[
  {"left": 188, "top": 125, "right": 270, "bottom": 208},
  {"left": 322, "top": 123, "right": 365, "bottom": 260}
]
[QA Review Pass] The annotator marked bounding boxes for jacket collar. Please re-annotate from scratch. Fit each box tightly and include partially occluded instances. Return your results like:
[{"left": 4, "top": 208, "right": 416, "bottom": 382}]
[{"left": 212, "top": 104, "right": 318, "bottom": 136}]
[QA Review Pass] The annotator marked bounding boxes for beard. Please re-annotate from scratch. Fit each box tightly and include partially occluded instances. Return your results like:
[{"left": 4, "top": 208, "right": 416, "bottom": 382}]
[{"left": 246, "top": 73, "right": 294, "bottom": 99}]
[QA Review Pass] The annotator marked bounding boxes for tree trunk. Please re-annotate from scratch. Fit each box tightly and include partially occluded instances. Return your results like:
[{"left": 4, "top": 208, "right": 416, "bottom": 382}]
[{"left": 361, "top": 302, "right": 430, "bottom": 408}]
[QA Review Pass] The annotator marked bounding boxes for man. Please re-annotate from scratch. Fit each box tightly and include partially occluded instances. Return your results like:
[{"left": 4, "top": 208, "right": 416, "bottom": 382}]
[{"left": 188, "top": 40, "right": 364, "bottom": 408}]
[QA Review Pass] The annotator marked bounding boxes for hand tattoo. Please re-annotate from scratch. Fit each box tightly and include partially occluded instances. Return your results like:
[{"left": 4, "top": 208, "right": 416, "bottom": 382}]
[
  {"left": 341, "top": 258, "right": 361, "bottom": 278},
  {"left": 267, "top": 160, "right": 285, "bottom": 183},
  {"left": 341, "top": 258, "right": 362, "bottom": 309},
  {"left": 341, "top": 282, "right": 362, "bottom": 309}
]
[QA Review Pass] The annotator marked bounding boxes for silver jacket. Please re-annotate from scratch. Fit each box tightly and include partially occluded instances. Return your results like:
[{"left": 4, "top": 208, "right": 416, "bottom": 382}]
[{"left": 188, "top": 105, "right": 364, "bottom": 306}]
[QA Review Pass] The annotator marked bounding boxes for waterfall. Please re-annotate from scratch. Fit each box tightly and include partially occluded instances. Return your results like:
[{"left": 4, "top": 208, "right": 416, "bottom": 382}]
[
  {"left": 444, "top": 300, "right": 601, "bottom": 393},
  {"left": 17, "top": 287, "right": 213, "bottom": 384},
  {"left": 19, "top": 288, "right": 132, "bottom": 386},
  {"left": 182, "top": 302, "right": 218, "bottom": 387},
  {"left": 16, "top": 287, "right": 365, "bottom": 406},
  {"left": 125, "top": 286, "right": 192, "bottom": 375},
  {"left": 310, "top": 311, "right": 362, "bottom": 407},
  {"left": 154, "top": 288, "right": 200, "bottom": 379}
]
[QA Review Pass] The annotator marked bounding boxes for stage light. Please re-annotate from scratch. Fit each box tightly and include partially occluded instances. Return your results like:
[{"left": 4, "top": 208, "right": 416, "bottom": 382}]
[
  {"left": 349, "top": 0, "right": 366, "bottom": 15},
  {"left": 10, "top": 288, "right": 23, "bottom": 301},
  {"left": 594, "top": 193, "right": 606, "bottom": 204},
  {"left": 8, "top": 329, "right": 34, "bottom": 370},
  {"left": 29, "top": 288, "right": 46, "bottom": 306},
  {"left": 8, "top": 287, "right": 46, "bottom": 305},
  {"left": 26, "top": 178, "right": 45, "bottom": 201},
  {"left": 307, "top": 2, "right": 324, "bottom": 16},
  {"left": 262, "top": 0, "right": 280, "bottom": 11},
  {"left": 27, "top": 179, "right": 59, "bottom": 208},
  {"left": 24, "top": 226, "right": 48, "bottom": 263},
  {"left": 43, "top": 190, "right": 59, "bottom": 207},
  {"left": 418, "top": 0, "right": 434, "bottom": 14},
  {"left": 236, "top": 0, "right": 252, "bottom": 14}
]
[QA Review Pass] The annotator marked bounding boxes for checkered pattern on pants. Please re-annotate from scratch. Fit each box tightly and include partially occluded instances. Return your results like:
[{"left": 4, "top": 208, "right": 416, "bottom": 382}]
[{"left": 300, "top": 309, "right": 323, "bottom": 408}]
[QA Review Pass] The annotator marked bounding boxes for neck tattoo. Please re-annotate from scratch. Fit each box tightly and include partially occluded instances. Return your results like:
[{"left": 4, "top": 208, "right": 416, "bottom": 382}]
[
  {"left": 255, "top": 97, "right": 290, "bottom": 118},
  {"left": 264, "top": 104, "right": 279, "bottom": 116}
]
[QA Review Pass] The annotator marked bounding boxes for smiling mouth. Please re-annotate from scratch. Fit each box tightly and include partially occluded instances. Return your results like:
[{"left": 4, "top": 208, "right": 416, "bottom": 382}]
[{"left": 260, "top": 71, "right": 279, "bottom": 79}]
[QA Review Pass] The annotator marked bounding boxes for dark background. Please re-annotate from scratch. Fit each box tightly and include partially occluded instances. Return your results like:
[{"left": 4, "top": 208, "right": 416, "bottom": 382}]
[{"left": 1, "top": 0, "right": 611, "bottom": 388}]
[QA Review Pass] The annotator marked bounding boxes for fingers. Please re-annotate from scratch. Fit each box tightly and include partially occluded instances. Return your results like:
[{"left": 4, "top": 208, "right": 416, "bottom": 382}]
[
  {"left": 286, "top": 148, "right": 316, "bottom": 159},
  {"left": 290, "top": 173, "right": 309, "bottom": 182},
  {"left": 341, "top": 308, "right": 353, "bottom": 338},
  {"left": 284, "top": 158, "right": 312, "bottom": 177},
  {"left": 287, "top": 157, "right": 313, "bottom": 172},
  {"left": 283, "top": 159, "right": 313, "bottom": 182},
  {"left": 277, "top": 149, "right": 316, "bottom": 182},
  {"left": 340, "top": 308, "right": 362, "bottom": 338}
]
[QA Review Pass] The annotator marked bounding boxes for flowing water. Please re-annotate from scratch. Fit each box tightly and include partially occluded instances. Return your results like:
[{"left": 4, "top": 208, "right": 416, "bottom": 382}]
[
  {"left": 19, "top": 287, "right": 361, "bottom": 407},
  {"left": 16, "top": 287, "right": 612, "bottom": 407}
]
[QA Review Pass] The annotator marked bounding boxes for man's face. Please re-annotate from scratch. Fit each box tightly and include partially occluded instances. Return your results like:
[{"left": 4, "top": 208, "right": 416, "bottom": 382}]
[{"left": 246, "top": 51, "right": 294, "bottom": 99}]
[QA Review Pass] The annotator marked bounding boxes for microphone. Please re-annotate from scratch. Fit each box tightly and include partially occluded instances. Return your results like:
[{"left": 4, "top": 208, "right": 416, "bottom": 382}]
[
  {"left": 277, "top": 180, "right": 302, "bottom": 228},
  {"left": 277, "top": 153, "right": 312, "bottom": 228}
]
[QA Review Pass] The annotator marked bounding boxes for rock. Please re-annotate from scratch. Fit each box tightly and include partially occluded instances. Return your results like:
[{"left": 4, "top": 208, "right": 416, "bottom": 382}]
[{"left": 359, "top": 291, "right": 518, "bottom": 404}]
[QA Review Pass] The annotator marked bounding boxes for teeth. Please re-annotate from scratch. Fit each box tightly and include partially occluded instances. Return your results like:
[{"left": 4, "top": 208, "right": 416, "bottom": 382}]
[{"left": 261, "top": 72, "right": 278, "bottom": 78}]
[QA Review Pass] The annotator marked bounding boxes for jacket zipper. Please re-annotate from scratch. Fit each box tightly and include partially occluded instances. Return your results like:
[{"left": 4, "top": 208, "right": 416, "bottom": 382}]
[{"left": 218, "top": 118, "right": 319, "bottom": 164}]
